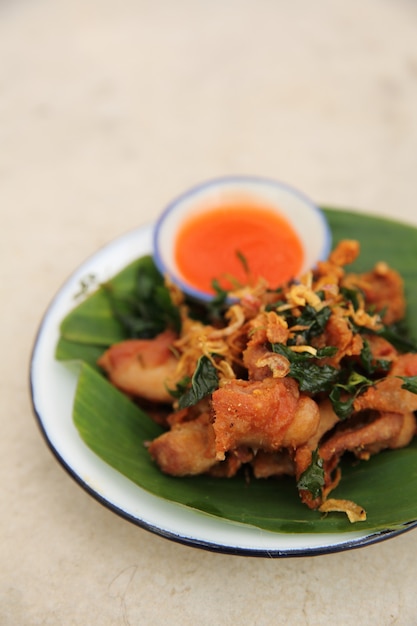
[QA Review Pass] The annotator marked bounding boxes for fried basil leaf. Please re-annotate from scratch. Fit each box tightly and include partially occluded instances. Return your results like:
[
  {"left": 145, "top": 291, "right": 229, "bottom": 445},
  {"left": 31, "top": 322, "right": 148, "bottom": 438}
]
[
  {"left": 360, "top": 339, "right": 391, "bottom": 375},
  {"left": 167, "top": 375, "right": 191, "bottom": 399},
  {"left": 329, "top": 371, "right": 373, "bottom": 420},
  {"left": 285, "top": 304, "right": 332, "bottom": 345},
  {"left": 103, "top": 255, "right": 181, "bottom": 338},
  {"left": 297, "top": 449, "right": 324, "bottom": 499},
  {"left": 399, "top": 375, "right": 417, "bottom": 394},
  {"left": 328, "top": 388, "right": 355, "bottom": 420},
  {"left": 339, "top": 286, "right": 363, "bottom": 311},
  {"left": 349, "top": 318, "right": 417, "bottom": 353},
  {"left": 178, "top": 356, "right": 219, "bottom": 409},
  {"left": 271, "top": 343, "right": 339, "bottom": 394}
]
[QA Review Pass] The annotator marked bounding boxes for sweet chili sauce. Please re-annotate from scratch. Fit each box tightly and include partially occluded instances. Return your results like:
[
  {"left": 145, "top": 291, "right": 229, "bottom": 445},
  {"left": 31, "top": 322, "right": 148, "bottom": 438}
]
[{"left": 174, "top": 201, "right": 305, "bottom": 294}]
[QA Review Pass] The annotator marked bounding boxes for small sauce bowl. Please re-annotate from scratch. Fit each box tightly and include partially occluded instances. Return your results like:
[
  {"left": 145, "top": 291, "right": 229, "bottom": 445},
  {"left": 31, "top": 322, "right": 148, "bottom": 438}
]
[{"left": 153, "top": 176, "right": 332, "bottom": 302}]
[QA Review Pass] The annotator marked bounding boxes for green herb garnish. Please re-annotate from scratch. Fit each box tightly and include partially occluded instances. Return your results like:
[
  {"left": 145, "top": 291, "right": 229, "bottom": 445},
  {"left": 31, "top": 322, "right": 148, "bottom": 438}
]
[
  {"left": 359, "top": 339, "right": 391, "bottom": 375},
  {"left": 297, "top": 449, "right": 325, "bottom": 499},
  {"left": 339, "top": 286, "right": 363, "bottom": 311},
  {"left": 271, "top": 343, "right": 339, "bottom": 394},
  {"left": 103, "top": 256, "right": 181, "bottom": 339},
  {"left": 399, "top": 375, "right": 417, "bottom": 394},
  {"left": 178, "top": 355, "right": 219, "bottom": 409},
  {"left": 283, "top": 303, "right": 332, "bottom": 346},
  {"left": 329, "top": 371, "right": 373, "bottom": 420}
]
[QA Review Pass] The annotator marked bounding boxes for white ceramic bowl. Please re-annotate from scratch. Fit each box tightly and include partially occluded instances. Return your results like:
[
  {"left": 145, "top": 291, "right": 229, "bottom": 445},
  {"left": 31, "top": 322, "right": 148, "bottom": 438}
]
[{"left": 153, "top": 176, "right": 332, "bottom": 301}]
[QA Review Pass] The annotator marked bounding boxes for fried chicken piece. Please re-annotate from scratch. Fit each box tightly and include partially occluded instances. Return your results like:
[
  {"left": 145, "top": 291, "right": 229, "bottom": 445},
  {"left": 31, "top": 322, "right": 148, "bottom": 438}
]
[
  {"left": 209, "top": 447, "right": 254, "bottom": 478},
  {"left": 252, "top": 449, "right": 295, "bottom": 479},
  {"left": 390, "top": 352, "right": 417, "bottom": 377},
  {"left": 314, "top": 313, "right": 363, "bottom": 367},
  {"left": 211, "top": 377, "right": 320, "bottom": 460},
  {"left": 329, "top": 240, "right": 361, "bottom": 267},
  {"left": 354, "top": 353, "right": 417, "bottom": 414},
  {"left": 148, "top": 412, "right": 218, "bottom": 476},
  {"left": 242, "top": 311, "right": 290, "bottom": 380},
  {"left": 354, "top": 377, "right": 417, "bottom": 414},
  {"left": 319, "top": 411, "right": 405, "bottom": 463},
  {"left": 297, "top": 409, "right": 414, "bottom": 511},
  {"left": 314, "top": 240, "right": 360, "bottom": 288},
  {"left": 294, "top": 399, "right": 341, "bottom": 478},
  {"left": 363, "top": 334, "right": 398, "bottom": 362},
  {"left": 344, "top": 261, "right": 406, "bottom": 325},
  {"left": 357, "top": 411, "right": 416, "bottom": 457},
  {"left": 296, "top": 393, "right": 417, "bottom": 511},
  {"left": 97, "top": 329, "right": 179, "bottom": 403}
]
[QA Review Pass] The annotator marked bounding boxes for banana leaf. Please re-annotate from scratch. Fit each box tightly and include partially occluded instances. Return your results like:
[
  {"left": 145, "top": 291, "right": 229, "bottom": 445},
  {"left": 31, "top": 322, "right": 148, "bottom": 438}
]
[{"left": 58, "top": 208, "right": 417, "bottom": 533}]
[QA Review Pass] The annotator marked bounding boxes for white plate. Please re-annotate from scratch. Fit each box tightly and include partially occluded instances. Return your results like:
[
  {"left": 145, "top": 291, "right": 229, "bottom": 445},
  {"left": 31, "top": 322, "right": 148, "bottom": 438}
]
[{"left": 29, "top": 223, "right": 414, "bottom": 556}]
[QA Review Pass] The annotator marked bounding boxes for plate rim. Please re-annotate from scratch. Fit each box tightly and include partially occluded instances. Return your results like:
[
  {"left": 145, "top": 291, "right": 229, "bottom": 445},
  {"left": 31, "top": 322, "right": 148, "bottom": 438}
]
[{"left": 29, "top": 218, "right": 417, "bottom": 557}]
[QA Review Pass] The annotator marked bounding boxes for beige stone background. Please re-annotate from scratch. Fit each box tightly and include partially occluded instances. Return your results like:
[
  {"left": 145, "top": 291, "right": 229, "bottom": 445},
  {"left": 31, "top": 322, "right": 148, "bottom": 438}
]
[{"left": 1, "top": 0, "right": 417, "bottom": 623}]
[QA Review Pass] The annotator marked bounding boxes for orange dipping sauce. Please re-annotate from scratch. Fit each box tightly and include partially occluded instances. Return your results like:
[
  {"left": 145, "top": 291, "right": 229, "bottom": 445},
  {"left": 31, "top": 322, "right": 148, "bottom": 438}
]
[{"left": 174, "top": 201, "right": 305, "bottom": 294}]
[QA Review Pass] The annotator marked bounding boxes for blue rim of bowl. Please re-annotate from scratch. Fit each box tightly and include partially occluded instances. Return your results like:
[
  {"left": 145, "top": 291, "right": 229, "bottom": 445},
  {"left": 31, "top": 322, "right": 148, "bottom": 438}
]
[{"left": 153, "top": 175, "right": 332, "bottom": 302}]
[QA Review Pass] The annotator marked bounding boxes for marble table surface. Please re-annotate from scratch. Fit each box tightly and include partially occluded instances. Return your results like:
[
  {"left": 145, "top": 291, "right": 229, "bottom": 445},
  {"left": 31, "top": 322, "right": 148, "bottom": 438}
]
[{"left": 1, "top": 0, "right": 417, "bottom": 623}]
